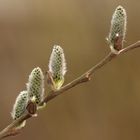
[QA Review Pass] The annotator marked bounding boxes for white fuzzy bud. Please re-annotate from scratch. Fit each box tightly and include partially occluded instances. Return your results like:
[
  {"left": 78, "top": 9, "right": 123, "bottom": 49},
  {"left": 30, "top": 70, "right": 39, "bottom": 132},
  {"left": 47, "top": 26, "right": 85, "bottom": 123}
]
[
  {"left": 48, "top": 45, "right": 67, "bottom": 90},
  {"left": 108, "top": 5, "right": 127, "bottom": 52},
  {"left": 11, "top": 91, "right": 28, "bottom": 120},
  {"left": 27, "top": 67, "right": 44, "bottom": 104}
]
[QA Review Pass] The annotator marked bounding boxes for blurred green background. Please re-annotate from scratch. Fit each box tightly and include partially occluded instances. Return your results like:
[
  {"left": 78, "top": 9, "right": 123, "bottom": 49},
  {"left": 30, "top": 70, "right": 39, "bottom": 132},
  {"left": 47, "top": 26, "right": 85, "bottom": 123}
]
[{"left": 0, "top": 0, "right": 140, "bottom": 140}]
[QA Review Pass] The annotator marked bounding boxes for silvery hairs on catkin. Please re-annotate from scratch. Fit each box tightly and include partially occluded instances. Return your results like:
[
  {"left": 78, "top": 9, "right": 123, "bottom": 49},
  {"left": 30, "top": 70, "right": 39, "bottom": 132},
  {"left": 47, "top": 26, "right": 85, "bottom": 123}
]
[
  {"left": 26, "top": 67, "right": 44, "bottom": 105},
  {"left": 108, "top": 5, "right": 127, "bottom": 52},
  {"left": 11, "top": 91, "right": 28, "bottom": 120},
  {"left": 48, "top": 45, "right": 67, "bottom": 90}
]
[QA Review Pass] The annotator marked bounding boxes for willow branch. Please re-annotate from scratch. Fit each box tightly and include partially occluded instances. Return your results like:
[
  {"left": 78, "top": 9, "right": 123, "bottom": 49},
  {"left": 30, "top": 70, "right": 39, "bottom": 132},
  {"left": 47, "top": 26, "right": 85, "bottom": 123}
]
[
  {"left": 0, "top": 41, "right": 140, "bottom": 140},
  {"left": 44, "top": 40, "right": 140, "bottom": 103}
]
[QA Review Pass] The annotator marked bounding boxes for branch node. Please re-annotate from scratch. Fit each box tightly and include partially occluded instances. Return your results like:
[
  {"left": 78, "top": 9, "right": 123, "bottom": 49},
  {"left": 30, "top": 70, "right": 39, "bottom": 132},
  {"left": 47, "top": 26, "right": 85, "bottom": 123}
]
[{"left": 86, "top": 73, "right": 91, "bottom": 81}]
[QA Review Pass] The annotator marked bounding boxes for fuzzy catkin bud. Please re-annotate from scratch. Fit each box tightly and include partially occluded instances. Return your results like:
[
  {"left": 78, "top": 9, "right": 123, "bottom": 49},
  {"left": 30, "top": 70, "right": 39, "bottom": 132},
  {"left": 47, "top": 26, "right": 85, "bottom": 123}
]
[
  {"left": 11, "top": 91, "right": 28, "bottom": 120},
  {"left": 27, "top": 67, "right": 44, "bottom": 104},
  {"left": 48, "top": 45, "right": 66, "bottom": 90},
  {"left": 108, "top": 5, "right": 127, "bottom": 53}
]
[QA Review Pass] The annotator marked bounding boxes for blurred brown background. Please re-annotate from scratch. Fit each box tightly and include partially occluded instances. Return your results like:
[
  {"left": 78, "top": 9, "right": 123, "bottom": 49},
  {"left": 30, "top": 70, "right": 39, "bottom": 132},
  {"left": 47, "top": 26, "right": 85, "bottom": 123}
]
[{"left": 0, "top": 0, "right": 140, "bottom": 140}]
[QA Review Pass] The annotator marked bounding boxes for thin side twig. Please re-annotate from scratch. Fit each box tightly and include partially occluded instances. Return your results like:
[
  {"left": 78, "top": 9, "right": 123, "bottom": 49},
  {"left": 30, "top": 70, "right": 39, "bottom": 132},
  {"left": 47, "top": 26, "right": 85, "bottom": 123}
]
[{"left": 0, "top": 41, "right": 140, "bottom": 140}]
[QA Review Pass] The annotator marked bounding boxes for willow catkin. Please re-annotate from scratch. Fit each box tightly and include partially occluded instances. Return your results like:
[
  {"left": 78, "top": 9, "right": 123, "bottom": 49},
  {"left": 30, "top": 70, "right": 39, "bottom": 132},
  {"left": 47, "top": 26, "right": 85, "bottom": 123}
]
[
  {"left": 11, "top": 91, "right": 28, "bottom": 120},
  {"left": 48, "top": 45, "right": 66, "bottom": 90},
  {"left": 108, "top": 5, "right": 127, "bottom": 52},
  {"left": 27, "top": 67, "right": 44, "bottom": 104}
]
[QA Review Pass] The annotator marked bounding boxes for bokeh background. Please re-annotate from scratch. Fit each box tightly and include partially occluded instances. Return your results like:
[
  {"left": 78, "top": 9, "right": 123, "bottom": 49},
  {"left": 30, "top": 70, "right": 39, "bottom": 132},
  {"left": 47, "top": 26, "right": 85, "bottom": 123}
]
[{"left": 0, "top": 0, "right": 140, "bottom": 140}]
